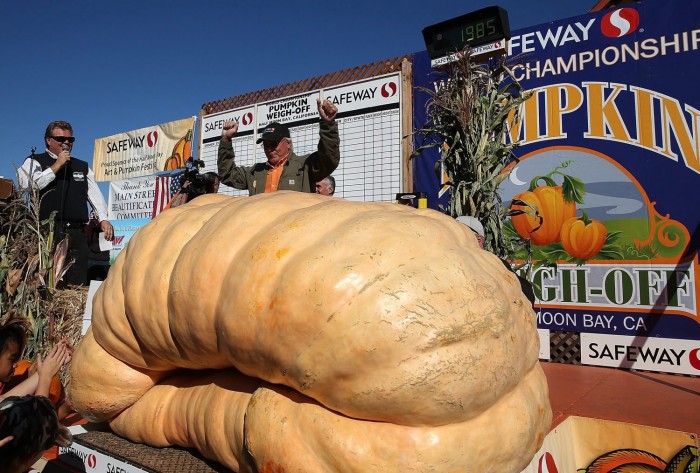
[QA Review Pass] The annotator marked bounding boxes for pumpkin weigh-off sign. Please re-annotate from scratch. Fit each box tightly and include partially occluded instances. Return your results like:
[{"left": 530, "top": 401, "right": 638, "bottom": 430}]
[
  {"left": 412, "top": 0, "right": 700, "bottom": 376},
  {"left": 68, "top": 192, "right": 551, "bottom": 472}
]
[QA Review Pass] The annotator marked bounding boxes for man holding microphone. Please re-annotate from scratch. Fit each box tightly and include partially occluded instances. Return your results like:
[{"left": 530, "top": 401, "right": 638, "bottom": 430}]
[{"left": 18, "top": 120, "right": 113, "bottom": 286}]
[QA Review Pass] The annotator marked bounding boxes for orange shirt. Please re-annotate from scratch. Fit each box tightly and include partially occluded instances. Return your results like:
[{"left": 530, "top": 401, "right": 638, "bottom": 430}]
[{"left": 264, "top": 157, "right": 288, "bottom": 193}]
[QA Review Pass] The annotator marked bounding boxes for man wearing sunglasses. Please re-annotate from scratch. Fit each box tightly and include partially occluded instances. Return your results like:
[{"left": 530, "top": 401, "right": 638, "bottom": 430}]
[
  {"left": 217, "top": 99, "right": 340, "bottom": 195},
  {"left": 18, "top": 120, "right": 113, "bottom": 286}
]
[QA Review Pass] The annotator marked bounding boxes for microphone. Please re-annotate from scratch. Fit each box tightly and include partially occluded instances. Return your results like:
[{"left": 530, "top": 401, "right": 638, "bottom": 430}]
[
  {"left": 61, "top": 142, "right": 71, "bottom": 162},
  {"left": 61, "top": 143, "right": 71, "bottom": 174}
]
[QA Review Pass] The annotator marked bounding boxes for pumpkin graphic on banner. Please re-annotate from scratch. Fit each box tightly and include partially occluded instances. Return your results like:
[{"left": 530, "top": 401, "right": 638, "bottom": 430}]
[
  {"left": 503, "top": 147, "right": 690, "bottom": 265},
  {"left": 164, "top": 129, "right": 193, "bottom": 170}
]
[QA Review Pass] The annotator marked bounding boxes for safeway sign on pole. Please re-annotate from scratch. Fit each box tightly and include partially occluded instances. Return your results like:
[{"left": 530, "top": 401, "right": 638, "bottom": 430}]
[{"left": 93, "top": 117, "right": 195, "bottom": 181}]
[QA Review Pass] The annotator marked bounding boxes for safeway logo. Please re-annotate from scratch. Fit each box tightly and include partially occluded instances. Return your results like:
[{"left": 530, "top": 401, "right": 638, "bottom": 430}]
[
  {"left": 600, "top": 8, "right": 640, "bottom": 38},
  {"left": 147, "top": 131, "right": 159, "bottom": 147},
  {"left": 538, "top": 452, "right": 558, "bottom": 473},
  {"left": 242, "top": 112, "right": 253, "bottom": 126},
  {"left": 381, "top": 82, "right": 397, "bottom": 98},
  {"left": 689, "top": 348, "right": 700, "bottom": 370},
  {"left": 87, "top": 453, "right": 97, "bottom": 469}
]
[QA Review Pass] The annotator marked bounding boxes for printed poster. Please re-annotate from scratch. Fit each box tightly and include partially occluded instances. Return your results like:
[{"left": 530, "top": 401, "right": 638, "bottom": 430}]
[
  {"left": 411, "top": 0, "right": 700, "bottom": 374},
  {"left": 94, "top": 117, "right": 195, "bottom": 181},
  {"left": 108, "top": 175, "right": 157, "bottom": 220}
]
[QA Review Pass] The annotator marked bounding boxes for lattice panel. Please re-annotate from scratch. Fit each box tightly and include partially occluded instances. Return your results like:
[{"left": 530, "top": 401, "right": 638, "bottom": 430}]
[
  {"left": 200, "top": 55, "right": 412, "bottom": 115},
  {"left": 550, "top": 331, "right": 581, "bottom": 364}
]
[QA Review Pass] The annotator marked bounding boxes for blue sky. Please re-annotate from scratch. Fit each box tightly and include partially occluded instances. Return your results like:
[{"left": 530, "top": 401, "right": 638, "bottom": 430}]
[{"left": 0, "top": 0, "right": 591, "bottom": 195}]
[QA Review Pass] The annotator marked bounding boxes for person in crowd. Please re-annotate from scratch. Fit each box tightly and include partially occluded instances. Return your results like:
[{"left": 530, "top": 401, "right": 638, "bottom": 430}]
[
  {"left": 0, "top": 395, "right": 72, "bottom": 473},
  {"left": 167, "top": 171, "right": 221, "bottom": 210},
  {"left": 218, "top": 99, "right": 340, "bottom": 195},
  {"left": 396, "top": 193, "right": 417, "bottom": 206},
  {"left": 203, "top": 172, "right": 220, "bottom": 195},
  {"left": 18, "top": 120, "right": 114, "bottom": 286},
  {"left": 0, "top": 323, "right": 72, "bottom": 401},
  {"left": 456, "top": 216, "right": 536, "bottom": 308},
  {"left": 315, "top": 175, "right": 336, "bottom": 196}
]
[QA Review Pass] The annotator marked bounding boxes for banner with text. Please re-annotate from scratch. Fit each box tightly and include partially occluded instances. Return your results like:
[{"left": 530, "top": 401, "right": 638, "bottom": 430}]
[
  {"left": 200, "top": 73, "right": 403, "bottom": 201},
  {"left": 108, "top": 175, "right": 157, "bottom": 220},
  {"left": 412, "top": 0, "right": 700, "bottom": 374},
  {"left": 94, "top": 116, "right": 195, "bottom": 181}
]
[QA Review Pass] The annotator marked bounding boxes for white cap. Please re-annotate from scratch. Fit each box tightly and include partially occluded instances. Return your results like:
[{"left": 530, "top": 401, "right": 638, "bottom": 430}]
[{"left": 456, "top": 216, "right": 484, "bottom": 238}]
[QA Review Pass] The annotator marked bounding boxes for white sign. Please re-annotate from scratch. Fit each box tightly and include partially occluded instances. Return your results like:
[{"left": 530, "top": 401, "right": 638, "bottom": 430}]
[
  {"left": 81, "top": 280, "right": 103, "bottom": 335},
  {"left": 324, "top": 74, "right": 402, "bottom": 202},
  {"left": 581, "top": 333, "right": 700, "bottom": 375},
  {"left": 257, "top": 91, "right": 321, "bottom": 128},
  {"left": 200, "top": 106, "right": 256, "bottom": 142},
  {"left": 108, "top": 175, "right": 157, "bottom": 220},
  {"left": 200, "top": 73, "right": 403, "bottom": 202},
  {"left": 430, "top": 39, "right": 508, "bottom": 67},
  {"left": 58, "top": 442, "right": 149, "bottom": 473},
  {"left": 200, "top": 105, "right": 256, "bottom": 197}
]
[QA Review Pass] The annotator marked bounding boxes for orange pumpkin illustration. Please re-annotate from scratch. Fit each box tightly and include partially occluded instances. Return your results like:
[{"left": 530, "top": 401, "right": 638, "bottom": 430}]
[
  {"left": 511, "top": 185, "right": 576, "bottom": 246},
  {"left": 164, "top": 129, "right": 193, "bottom": 171},
  {"left": 561, "top": 213, "right": 607, "bottom": 260}
]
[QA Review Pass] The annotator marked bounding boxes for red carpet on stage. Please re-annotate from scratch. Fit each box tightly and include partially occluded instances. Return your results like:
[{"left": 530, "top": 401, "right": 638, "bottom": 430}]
[{"left": 542, "top": 361, "right": 700, "bottom": 434}]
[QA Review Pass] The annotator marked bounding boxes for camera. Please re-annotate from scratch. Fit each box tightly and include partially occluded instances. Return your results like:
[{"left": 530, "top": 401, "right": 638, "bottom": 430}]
[{"left": 182, "top": 159, "right": 219, "bottom": 200}]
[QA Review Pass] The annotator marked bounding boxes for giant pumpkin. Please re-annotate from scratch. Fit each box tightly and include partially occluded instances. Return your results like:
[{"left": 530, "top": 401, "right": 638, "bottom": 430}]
[{"left": 69, "top": 192, "right": 551, "bottom": 472}]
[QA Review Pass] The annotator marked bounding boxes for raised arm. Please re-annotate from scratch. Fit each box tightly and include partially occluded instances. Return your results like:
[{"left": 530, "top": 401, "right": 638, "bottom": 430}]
[
  {"left": 217, "top": 120, "right": 251, "bottom": 191},
  {"left": 307, "top": 99, "right": 341, "bottom": 182}
]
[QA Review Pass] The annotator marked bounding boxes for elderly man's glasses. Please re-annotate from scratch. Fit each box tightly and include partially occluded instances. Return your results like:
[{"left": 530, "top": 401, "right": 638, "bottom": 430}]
[{"left": 49, "top": 136, "right": 75, "bottom": 143}]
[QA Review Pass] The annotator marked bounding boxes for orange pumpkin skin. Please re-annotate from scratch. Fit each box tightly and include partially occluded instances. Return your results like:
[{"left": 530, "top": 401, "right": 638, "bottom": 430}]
[
  {"left": 71, "top": 192, "right": 551, "bottom": 472},
  {"left": 5, "top": 359, "right": 62, "bottom": 405},
  {"left": 511, "top": 186, "right": 576, "bottom": 246},
  {"left": 561, "top": 216, "right": 607, "bottom": 259}
]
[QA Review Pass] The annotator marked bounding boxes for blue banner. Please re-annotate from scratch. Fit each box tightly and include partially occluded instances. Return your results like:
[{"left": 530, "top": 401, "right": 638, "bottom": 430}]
[{"left": 412, "top": 0, "right": 700, "bottom": 372}]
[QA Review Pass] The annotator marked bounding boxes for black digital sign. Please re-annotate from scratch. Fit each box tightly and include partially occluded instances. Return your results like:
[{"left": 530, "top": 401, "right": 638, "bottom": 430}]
[{"left": 422, "top": 6, "right": 510, "bottom": 60}]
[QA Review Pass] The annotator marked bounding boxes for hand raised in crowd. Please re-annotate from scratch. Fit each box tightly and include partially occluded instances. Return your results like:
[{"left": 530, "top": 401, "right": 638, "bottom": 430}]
[
  {"left": 34, "top": 340, "right": 72, "bottom": 399},
  {"left": 317, "top": 99, "right": 338, "bottom": 123},
  {"left": 221, "top": 120, "right": 240, "bottom": 143},
  {"left": 36, "top": 340, "right": 73, "bottom": 378},
  {"left": 28, "top": 359, "right": 39, "bottom": 377}
]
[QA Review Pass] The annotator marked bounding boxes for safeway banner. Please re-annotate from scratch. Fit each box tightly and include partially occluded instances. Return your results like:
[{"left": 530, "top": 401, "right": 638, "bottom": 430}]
[
  {"left": 93, "top": 117, "right": 195, "bottom": 181},
  {"left": 412, "top": 0, "right": 700, "bottom": 374}
]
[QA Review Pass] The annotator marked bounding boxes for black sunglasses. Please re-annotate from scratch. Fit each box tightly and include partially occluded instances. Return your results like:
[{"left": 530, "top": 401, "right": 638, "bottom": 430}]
[{"left": 49, "top": 136, "right": 75, "bottom": 143}]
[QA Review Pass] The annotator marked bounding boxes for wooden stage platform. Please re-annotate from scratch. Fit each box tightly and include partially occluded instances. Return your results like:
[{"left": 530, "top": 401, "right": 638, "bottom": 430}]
[
  {"left": 38, "top": 361, "right": 700, "bottom": 472},
  {"left": 543, "top": 362, "right": 700, "bottom": 434}
]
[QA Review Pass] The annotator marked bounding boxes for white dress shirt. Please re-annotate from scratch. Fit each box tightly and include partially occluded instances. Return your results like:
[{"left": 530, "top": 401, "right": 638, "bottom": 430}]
[{"left": 18, "top": 149, "right": 109, "bottom": 222}]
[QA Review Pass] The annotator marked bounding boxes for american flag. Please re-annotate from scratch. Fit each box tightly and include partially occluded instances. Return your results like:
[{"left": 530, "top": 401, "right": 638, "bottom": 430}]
[{"left": 151, "top": 170, "right": 185, "bottom": 219}]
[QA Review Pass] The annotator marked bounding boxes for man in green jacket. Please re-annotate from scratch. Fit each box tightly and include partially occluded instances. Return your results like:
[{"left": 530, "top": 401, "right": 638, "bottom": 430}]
[{"left": 218, "top": 99, "right": 340, "bottom": 195}]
